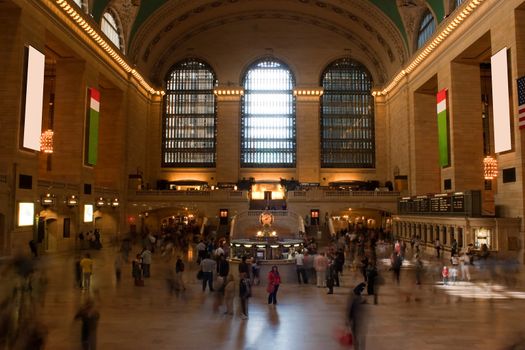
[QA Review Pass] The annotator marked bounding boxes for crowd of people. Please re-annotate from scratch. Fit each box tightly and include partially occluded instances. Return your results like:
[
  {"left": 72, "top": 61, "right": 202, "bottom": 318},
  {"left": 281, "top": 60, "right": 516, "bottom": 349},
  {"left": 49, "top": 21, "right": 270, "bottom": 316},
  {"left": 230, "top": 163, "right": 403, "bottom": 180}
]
[{"left": 9, "top": 221, "right": 524, "bottom": 349}]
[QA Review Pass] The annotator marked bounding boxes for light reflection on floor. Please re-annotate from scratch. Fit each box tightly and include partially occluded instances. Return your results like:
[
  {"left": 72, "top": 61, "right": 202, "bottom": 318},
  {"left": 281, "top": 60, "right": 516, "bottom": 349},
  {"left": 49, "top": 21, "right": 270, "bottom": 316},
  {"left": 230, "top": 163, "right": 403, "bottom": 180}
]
[{"left": 436, "top": 281, "right": 525, "bottom": 300}]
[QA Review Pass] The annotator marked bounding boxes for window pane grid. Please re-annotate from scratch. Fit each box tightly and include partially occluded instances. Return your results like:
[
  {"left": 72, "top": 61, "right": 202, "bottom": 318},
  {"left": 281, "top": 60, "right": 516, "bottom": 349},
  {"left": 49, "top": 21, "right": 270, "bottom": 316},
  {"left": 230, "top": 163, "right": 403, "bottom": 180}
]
[
  {"left": 162, "top": 60, "right": 217, "bottom": 167},
  {"left": 321, "top": 59, "right": 375, "bottom": 168},
  {"left": 101, "top": 12, "right": 121, "bottom": 50},
  {"left": 417, "top": 12, "right": 436, "bottom": 49},
  {"left": 241, "top": 60, "right": 296, "bottom": 168}
]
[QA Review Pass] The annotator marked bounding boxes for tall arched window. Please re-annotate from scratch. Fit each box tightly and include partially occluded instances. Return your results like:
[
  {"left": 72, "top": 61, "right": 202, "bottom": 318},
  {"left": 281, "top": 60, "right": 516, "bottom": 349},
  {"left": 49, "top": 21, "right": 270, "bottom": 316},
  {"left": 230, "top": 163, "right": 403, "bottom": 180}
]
[
  {"left": 241, "top": 59, "right": 296, "bottom": 168},
  {"left": 454, "top": 0, "right": 465, "bottom": 9},
  {"left": 163, "top": 59, "right": 217, "bottom": 167},
  {"left": 101, "top": 10, "right": 122, "bottom": 51},
  {"left": 72, "top": 0, "right": 87, "bottom": 12},
  {"left": 320, "top": 58, "right": 374, "bottom": 168},
  {"left": 417, "top": 11, "right": 436, "bottom": 49}
]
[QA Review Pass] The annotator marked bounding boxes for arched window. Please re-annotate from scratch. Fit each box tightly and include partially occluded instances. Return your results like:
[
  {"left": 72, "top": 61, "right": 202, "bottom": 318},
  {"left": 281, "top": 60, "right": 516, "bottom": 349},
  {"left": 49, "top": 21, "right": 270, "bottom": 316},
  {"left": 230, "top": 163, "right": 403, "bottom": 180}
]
[
  {"left": 72, "top": 0, "right": 87, "bottom": 12},
  {"left": 162, "top": 59, "right": 217, "bottom": 167},
  {"left": 320, "top": 58, "right": 374, "bottom": 168},
  {"left": 417, "top": 11, "right": 436, "bottom": 49},
  {"left": 101, "top": 10, "right": 122, "bottom": 51},
  {"left": 241, "top": 59, "right": 296, "bottom": 168},
  {"left": 454, "top": 0, "right": 465, "bottom": 9}
]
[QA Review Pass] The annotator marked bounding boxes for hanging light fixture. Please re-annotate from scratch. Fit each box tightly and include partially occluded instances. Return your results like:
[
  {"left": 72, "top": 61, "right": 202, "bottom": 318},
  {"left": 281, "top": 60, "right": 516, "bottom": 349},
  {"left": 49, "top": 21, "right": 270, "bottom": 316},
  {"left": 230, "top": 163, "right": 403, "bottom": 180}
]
[
  {"left": 40, "top": 129, "right": 54, "bottom": 154},
  {"left": 483, "top": 155, "right": 498, "bottom": 180}
]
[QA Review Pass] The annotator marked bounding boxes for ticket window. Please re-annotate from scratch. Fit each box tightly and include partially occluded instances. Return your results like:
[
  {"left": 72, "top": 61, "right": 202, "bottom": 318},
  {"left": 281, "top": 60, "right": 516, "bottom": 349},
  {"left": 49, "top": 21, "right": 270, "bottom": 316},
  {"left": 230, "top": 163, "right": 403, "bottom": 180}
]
[
  {"left": 219, "top": 209, "right": 229, "bottom": 225},
  {"left": 310, "top": 209, "right": 320, "bottom": 225}
]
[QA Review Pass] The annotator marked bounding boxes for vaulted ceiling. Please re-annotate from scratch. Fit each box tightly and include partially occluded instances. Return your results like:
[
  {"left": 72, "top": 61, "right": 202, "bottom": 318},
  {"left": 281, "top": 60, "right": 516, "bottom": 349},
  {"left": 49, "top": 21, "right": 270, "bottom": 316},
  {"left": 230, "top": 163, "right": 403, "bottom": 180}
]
[{"left": 90, "top": 0, "right": 448, "bottom": 87}]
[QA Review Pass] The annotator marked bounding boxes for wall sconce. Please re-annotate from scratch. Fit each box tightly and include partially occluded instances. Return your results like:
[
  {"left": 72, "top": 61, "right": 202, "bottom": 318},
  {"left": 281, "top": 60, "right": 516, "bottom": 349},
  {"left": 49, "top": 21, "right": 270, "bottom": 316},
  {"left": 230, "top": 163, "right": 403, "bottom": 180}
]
[
  {"left": 41, "top": 193, "right": 55, "bottom": 207},
  {"left": 110, "top": 198, "right": 120, "bottom": 208},
  {"left": 67, "top": 195, "right": 78, "bottom": 207},
  {"left": 40, "top": 129, "right": 54, "bottom": 154},
  {"left": 483, "top": 155, "right": 498, "bottom": 180},
  {"left": 95, "top": 197, "right": 106, "bottom": 208}
]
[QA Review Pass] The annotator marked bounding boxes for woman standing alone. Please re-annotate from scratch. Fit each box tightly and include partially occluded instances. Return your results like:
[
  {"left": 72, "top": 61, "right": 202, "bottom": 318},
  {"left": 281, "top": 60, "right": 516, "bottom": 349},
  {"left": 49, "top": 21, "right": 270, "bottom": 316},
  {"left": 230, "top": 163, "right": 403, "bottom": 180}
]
[{"left": 267, "top": 265, "right": 281, "bottom": 306}]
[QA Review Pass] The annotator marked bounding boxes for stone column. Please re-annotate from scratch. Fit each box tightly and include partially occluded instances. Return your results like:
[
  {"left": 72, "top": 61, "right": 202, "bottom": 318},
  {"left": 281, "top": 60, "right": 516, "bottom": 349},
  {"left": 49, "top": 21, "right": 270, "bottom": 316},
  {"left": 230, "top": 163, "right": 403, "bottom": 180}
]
[
  {"left": 295, "top": 89, "right": 321, "bottom": 183},
  {"left": 411, "top": 91, "right": 440, "bottom": 194},
  {"left": 438, "top": 62, "right": 484, "bottom": 192},
  {"left": 53, "top": 59, "right": 90, "bottom": 184},
  {"left": 215, "top": 91, "right": 242, "bottom": 183}
]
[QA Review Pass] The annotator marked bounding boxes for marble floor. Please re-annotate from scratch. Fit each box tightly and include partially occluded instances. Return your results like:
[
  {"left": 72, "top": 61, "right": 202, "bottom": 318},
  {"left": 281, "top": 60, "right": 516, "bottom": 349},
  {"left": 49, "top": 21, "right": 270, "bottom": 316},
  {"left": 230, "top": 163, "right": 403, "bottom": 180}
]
[{"left": 7, "top": 247, "right": 525, "bottom": 350}]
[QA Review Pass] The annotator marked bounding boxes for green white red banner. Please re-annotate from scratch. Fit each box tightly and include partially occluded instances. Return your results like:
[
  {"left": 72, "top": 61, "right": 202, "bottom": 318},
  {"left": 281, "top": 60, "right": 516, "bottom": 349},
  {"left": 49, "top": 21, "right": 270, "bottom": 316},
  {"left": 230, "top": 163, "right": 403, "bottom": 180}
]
[
  {"left": 86, "top": 88, "right": 100, "bottom": 165},
  {"left": 436, "top": 89, "right": 449, "bottom": 167}
]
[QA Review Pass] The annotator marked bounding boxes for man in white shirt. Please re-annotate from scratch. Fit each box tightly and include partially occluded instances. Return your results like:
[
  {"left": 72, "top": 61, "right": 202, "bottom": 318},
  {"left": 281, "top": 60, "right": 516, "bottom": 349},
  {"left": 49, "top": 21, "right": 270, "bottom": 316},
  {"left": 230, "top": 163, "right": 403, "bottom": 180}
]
[
  {"left": 141, "top": 248, "right": 152, "bottom": 278},
  {"left": 295, "top": 251, "right": 308, "bottom": 284},
  {"left": 215, "top": 245, "right": 225, "bottom": 257},
  {"left": 196, "top": 240, "right": 206, "bottom": 263},
  {"left": 200, "top": 254, "right": 217, "bottom": 292}
]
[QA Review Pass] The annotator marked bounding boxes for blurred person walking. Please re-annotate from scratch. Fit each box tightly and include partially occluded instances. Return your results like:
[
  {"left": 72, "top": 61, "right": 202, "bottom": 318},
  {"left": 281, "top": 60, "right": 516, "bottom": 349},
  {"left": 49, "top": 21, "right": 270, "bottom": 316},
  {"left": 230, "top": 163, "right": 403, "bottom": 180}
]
[
  {"left": 314, "top": 252, "right": 329, "bottom": 287},
  {"left": 460, "top": 251, "right": 471, "bottom": 281},
  {"left": 239, "top": 274, "right": 251, "bottom": 320},
  {"left": 175, "top": 256, "right": 186, "bottom": 291},
  {"left": 74, "top": 299, "right": 100, "bottom": 350},
  {"left": 200, "top": 253, "right": 216, "bottom": 292},
  {"left": 223, "top": 275, "right": 235, "bottom": 316},
  {"left": 347, "top": 283, "right": 368, "bottom": 350},
  {"left": 141, "top": 247, "right": 152, "bottom": 278},
  {"left": 435, "top": 239, "right": 441, "bottom": 258},
  {"left": 132, "top": 254, "right": 144, "bottom": 286},
  {"left": 415, "top": 255, "right": 423, "bottom": 285},
  {"left": 114, "top": 254, "right": 123, "bottom": 284},
  {"left": 295, "top": 250, "right": 308, "bottom": 284},
  {"left": 267, "top": 265, "right": 281, "bottom": 305},
  {"left": 80, "top": 253, "right": 94, "bottom": 291},
  {"left": 442, "top": 265, "right": 449, "bottom": 285}
]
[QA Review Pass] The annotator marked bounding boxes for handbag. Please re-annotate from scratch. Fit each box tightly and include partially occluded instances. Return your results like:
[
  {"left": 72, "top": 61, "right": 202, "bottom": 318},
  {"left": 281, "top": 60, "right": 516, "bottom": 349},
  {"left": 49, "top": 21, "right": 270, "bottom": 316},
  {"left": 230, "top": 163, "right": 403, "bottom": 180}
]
[
  {"left": 266, "top": 283, "right": 275, "bottom": 294},
  {"left": 337, "top": 328, "right": 353, "bottom": 346},
  {"left": 197, "top": 270, "right": 203, "bottom": 280}
]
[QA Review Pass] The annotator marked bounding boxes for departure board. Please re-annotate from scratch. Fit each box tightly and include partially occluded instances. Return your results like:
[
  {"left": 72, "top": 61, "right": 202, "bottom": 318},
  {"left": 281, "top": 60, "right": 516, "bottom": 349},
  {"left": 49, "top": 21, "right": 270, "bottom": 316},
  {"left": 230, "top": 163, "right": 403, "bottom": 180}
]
[
  {"left": 398, "top": 190, "right": 481, "bottom": 217},
  {"left": 452, "top": 194, "right": 465, "bottom": 212}
]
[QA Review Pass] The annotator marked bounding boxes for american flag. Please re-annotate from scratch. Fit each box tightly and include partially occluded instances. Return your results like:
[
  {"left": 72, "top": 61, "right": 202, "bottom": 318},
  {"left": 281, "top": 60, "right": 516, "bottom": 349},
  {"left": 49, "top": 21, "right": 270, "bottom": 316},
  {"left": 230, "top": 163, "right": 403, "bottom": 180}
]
[{"left": 518, "top": 76, "right": 525, "bottom": 130}]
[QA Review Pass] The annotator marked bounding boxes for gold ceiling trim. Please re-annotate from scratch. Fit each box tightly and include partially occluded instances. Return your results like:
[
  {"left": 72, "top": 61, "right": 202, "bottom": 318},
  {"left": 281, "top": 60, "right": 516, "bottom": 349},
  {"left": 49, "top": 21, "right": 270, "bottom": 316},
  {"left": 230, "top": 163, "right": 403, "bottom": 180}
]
[
  {"left": 374, "top": 0, "right": 485, "bottom": 97},
  {"left": 50, "top": 0, "right": 164, "bottom": 96}
]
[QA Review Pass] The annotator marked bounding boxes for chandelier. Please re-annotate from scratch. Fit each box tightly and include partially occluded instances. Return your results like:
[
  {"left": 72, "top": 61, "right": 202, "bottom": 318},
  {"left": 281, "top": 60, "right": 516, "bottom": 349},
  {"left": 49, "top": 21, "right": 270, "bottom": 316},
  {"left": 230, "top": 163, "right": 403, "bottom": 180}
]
[
  {"left": 40, "top": 129, "right": 54, "bottom": 154},
  {"left": 483, "top": 155, "right": 498, "bottom": 180}
]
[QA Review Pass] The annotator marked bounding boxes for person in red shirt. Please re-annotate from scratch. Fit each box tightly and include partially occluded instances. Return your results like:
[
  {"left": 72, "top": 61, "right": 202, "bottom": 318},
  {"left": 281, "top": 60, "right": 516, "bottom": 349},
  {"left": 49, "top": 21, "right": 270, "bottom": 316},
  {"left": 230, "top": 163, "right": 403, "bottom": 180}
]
[
  {"left": 442, "top": 265, "right": 449, "bottom": 285},
  {"left": 267, "top": 265, "right": 281, "bottom": 306}
]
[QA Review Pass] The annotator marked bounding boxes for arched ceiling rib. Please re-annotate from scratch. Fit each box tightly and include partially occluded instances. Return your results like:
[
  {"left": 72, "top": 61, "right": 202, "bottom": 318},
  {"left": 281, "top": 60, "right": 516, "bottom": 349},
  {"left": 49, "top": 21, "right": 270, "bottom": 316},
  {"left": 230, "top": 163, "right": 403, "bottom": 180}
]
[
  {"left": 93, "top": 0, "right": 446, "bottom": 44},
  {"left": 149, "top": 12, "right": 390, "bottom": 85},
  {"left": 124, "top": 0, "right": 410, "bottom": 84}
]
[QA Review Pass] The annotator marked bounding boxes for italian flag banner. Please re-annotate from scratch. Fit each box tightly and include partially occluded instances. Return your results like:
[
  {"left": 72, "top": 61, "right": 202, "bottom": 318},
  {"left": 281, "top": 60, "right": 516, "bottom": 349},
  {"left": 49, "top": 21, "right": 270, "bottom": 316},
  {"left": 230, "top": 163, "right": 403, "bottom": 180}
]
[
  {"left": 436, "top": 89, "right": 449, "bottom": 167},
  {"left": 86, "top": 88, "right": 100, "bottom": 166}
]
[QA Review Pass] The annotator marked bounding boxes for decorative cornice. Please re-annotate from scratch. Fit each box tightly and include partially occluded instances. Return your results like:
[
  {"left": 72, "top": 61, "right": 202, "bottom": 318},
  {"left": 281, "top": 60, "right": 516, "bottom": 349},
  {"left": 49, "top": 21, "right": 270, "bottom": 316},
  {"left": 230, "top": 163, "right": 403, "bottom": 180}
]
[
  {"left": 377, "top": 0, "right": 485, "bottom": 96},
  {"left": 49, "top": 0, "right": 164, "bottom": 96}
]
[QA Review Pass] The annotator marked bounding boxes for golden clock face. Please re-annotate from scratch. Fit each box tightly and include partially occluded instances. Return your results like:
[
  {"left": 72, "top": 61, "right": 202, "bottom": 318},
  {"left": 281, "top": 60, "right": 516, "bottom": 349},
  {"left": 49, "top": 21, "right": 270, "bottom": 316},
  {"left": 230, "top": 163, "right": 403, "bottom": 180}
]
[{"left": 260, "top": 212, "right": 273, "bottom": 225}]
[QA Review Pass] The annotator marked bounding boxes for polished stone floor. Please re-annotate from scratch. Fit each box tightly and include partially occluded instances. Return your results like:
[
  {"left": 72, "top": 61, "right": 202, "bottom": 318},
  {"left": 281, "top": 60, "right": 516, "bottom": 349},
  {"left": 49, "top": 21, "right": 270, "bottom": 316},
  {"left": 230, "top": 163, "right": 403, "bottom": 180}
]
[{"left": 15, "top": 247, "right": 525, "bottom": 349}]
